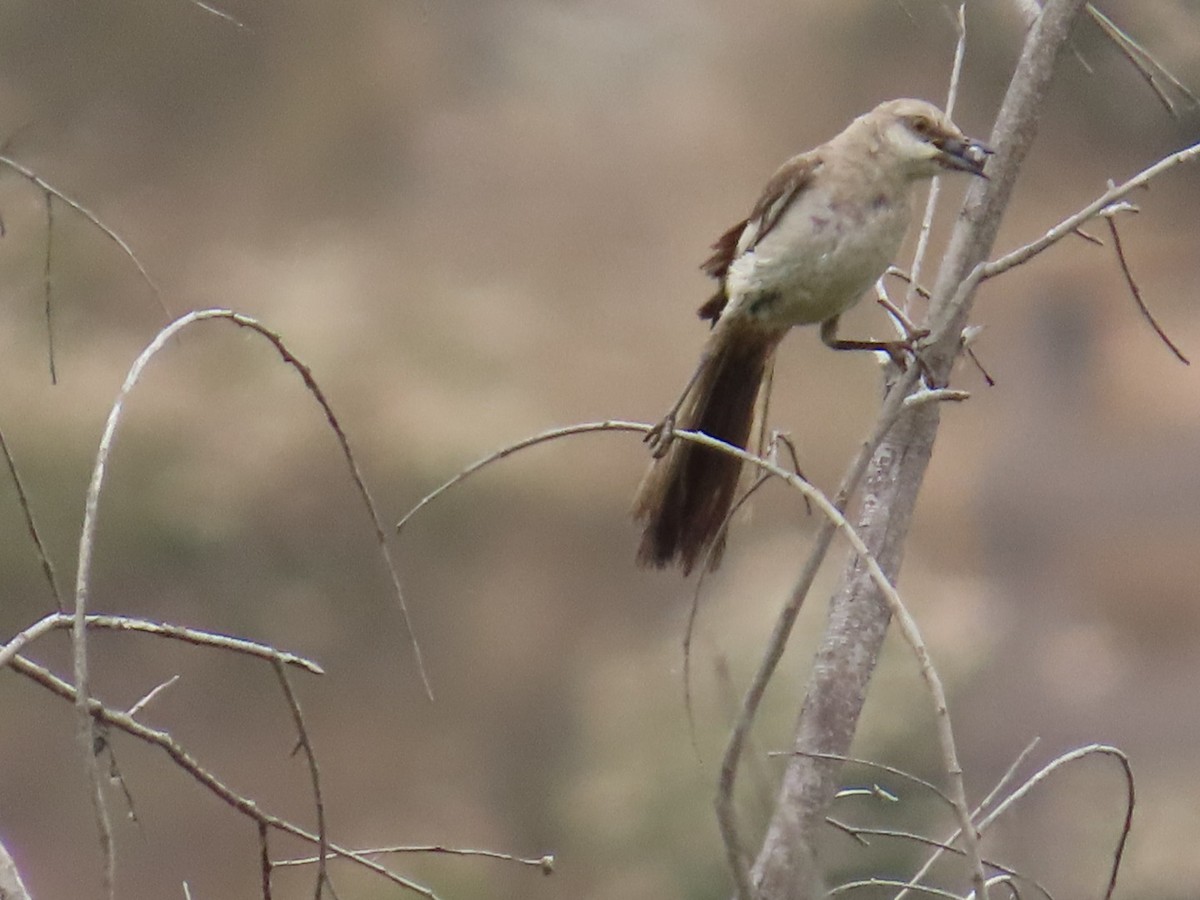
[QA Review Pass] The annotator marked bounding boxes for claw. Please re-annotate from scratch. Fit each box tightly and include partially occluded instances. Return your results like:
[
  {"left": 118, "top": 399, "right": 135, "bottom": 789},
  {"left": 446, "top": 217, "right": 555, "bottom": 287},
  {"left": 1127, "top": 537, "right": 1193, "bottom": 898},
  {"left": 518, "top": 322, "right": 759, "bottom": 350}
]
[{"left": 646, "top": 413, "right": 678, "bottom": 458}]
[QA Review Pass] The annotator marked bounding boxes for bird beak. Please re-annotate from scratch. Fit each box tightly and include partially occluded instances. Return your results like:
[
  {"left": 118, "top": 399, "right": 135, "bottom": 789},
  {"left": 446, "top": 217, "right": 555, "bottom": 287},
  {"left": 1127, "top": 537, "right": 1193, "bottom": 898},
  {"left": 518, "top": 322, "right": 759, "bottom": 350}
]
[{"left": 934, "top": 135, "right": 993, "bottom": 177}]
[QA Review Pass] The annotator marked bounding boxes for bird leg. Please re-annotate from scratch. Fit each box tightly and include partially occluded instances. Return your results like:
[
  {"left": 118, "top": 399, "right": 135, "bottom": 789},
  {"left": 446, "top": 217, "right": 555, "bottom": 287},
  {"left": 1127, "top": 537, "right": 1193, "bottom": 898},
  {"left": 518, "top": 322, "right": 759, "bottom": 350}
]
[
  {"left": 819, "top": 315, "right": 933, "bottom": 382},
  {"left": 645, "top": 348, "right": 711, "bottom": 458}
]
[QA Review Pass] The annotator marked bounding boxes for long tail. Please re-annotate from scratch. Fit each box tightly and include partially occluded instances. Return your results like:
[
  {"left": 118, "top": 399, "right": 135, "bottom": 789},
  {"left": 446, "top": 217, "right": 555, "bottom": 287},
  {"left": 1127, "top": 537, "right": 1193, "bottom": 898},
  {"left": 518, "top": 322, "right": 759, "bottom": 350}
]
[{"left": 633, "top": 321, "right": 784, "bottom": 574}]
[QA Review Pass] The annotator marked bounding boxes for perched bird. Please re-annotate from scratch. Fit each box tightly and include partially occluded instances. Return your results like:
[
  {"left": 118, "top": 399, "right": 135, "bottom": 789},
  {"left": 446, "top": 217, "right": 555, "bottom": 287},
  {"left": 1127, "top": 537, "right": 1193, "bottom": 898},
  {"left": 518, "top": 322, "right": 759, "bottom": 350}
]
[{"left": 633, "top": 98, "right": 990, "bottom": 574}]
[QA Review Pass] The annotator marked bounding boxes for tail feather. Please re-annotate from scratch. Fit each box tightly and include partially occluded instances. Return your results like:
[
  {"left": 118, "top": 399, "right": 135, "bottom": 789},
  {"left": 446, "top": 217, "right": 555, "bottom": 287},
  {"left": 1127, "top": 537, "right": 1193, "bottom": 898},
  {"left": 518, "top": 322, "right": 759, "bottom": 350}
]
[{"left": 633, "top": 323, "right": 784, "bottom": 573}]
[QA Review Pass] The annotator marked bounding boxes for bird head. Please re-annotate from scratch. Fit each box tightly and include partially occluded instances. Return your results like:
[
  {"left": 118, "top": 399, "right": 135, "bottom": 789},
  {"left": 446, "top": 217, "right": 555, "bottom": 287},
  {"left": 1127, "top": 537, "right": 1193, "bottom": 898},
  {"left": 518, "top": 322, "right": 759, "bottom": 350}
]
[{"left": 872, "top": 98, "right": 992, "bottom": 178}]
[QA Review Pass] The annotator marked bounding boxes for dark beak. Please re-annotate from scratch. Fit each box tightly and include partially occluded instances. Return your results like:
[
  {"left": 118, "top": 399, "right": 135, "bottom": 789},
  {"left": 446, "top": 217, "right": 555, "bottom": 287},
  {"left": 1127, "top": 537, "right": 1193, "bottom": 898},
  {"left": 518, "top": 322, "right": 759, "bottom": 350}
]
[{"left": 935, "top": 135, "right": 993, "bottom": 177}]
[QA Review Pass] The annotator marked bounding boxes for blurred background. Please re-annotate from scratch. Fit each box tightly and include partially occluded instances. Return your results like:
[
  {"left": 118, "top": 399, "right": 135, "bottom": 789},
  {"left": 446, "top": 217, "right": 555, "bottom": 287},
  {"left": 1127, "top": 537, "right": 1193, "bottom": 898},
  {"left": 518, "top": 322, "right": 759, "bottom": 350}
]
[{"left": 1, "top": 1, "right": 1198, "bottom": 898}]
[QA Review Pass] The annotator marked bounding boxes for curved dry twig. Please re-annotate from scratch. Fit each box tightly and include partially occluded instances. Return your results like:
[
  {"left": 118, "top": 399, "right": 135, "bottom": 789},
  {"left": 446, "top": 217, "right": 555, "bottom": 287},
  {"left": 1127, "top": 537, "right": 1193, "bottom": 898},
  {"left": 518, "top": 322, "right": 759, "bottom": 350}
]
[
  {"left": 826, "top": 825, "right": 1055, "bottom": 900},
  {"left": 973, "top": 745, "right": 1133, "bottom": 900},
  {"left": 73, "top": 307, "right": 428, "bottom": 698},
  {"left": 0, "top": 612, "right": 324, "bottom": 674},
  {"left": 396, "top": 420, "right": 652, "bottom": 533},
  {"left": 68, "top": 308, "right": 435, "bottom": 887},
  {"left": 1102, "top": 210, "right": 1189, "bottom": 364}
]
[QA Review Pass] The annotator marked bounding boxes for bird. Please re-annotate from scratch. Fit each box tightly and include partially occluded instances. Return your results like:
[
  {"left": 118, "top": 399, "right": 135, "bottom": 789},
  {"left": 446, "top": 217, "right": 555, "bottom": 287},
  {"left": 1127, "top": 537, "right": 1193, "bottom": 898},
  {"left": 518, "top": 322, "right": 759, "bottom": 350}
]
[{"left": 633, "top": 98, "right": 990, "bottom": 574}]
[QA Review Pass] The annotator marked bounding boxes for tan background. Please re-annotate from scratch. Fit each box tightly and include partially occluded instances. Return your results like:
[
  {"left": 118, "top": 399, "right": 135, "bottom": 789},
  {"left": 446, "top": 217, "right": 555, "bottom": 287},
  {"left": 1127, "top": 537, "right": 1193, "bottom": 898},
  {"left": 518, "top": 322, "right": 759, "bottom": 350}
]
[{"left": 1, "top": 1, "right": 1198, "bottom": 898}]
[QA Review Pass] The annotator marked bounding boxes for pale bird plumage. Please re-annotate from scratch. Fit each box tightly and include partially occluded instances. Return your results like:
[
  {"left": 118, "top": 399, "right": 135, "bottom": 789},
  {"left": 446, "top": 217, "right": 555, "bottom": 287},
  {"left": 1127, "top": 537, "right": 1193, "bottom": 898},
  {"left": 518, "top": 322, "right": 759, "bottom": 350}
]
[{"left": 634, "top": 98, "right": 990, "bottom": 574}]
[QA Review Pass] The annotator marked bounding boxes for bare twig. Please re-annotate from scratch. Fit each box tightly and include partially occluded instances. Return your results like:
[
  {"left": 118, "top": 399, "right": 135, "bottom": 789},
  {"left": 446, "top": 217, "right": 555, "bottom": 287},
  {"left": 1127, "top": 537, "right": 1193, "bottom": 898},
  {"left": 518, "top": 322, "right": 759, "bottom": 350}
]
[
  {"left": 902, "top": 387, "right": 971, "bottom": 409},
  {"left": 67, "top": 309, "right": 430, "bottom": 882},
  {"left": 906, "top": 2, "right": 968, "bottom": 313},
  {"left": 10, "top": 653, "right": 441, "bottom": 899},
  {"left": 259, "top": 822, "right": 273, "bottom": 900},
  {"left": 684, "top": 427, "right": 810, "bottom": 749},
  {"left": 833, "top": 878, "right": 964, "bottom": 899},
  {"left": 1102, "top": 207, "right": 1189, "bottom": 364},
  {"left": 1086, "top": 5, "right": 1200, "bottom": 117},
  {"left": 126, "top": 675, "right": 181, "bottom": 718},
  {"left": 186, "top": 0, "right": 250, "bottom": 29},
  {"left": 0, "top": 612, "right": 324, "bottom": 674},
  {"left": 71, "top": 308, "right": 426, "bottom": 724},
  {"left": 0, "top": 423, "right": 64, "bottom": 610},
  {"left": 277, "top": 845, "right": 555, "bottom": 875},
  {"left": 397, "top": 420, "right": 651, "bottom": 532},
  {"left": 392, "top": 412, "right": 970, "bottom": 900},
  {"left": 273, "top": 661, "right": 329, "bottom": 900},
  {"left": 979, "top": 141, "right": 1200, "bottom": 280},
  {"left": 0, "top": 153, "right": 165, "bottom": 316},
  {"left": 42, "top": 190, "right": 58, "bottom": 383},
  {"left": 971, "top": 745, "right": 1133, "bottom": 900},
  {"left": 779, "top": 751, "right": 954, "bottom": 808},
  {"left": 886, "top": 266, "right": 932, "bottom": 301},
  {"left": 827, "top": 825, "right": 1054, "bottom": 900},
  {"left": 889, "top": 736, "right": 1043, "bottom": 900}
]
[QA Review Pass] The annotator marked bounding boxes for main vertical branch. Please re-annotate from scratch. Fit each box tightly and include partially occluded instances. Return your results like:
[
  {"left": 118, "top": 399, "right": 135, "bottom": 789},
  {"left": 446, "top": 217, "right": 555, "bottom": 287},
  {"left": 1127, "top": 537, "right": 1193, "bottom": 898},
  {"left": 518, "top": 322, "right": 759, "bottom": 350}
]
[{"left": 742, "top": 2, "right": 1090, "bottom": 898}]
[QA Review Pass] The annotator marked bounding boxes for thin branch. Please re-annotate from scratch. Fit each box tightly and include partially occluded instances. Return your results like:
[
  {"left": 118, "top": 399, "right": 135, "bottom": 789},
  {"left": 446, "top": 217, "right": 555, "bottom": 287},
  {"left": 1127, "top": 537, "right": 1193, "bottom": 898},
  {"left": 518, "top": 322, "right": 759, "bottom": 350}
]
[
  {"left": 827, "top": 825, "right": 1054, "bottom": 900},
  {"left": 126, "top": 675, "right": 181, "bottom": 718},
  {"left": 397, "top": 420, "right": 651, "bottom": 532},
  {"left": 979, "top": 141, "right": 1200, "bottom": 280},
  {"left": 259, "top": 822, "right": 272, "bottom": 900},
  {"left": 186, "top": 0, "right": 250, "bottom": 29},
  {"left": 0, "top": 423, "right": 64, "bottom": 610},
  {"left": 0, "top": 153, "right": 165, "bottom": 317},
  {"left": 219, "top": 312, "right": 434, "bottom": 700},
  {"left": 43, "top": 190, "right": 58, "bottom": 384},
  {"left": 973, "top": 737, "right": 1041, "bottom": 822},
  {"left": 67, "top": 308, "right": 429, "bottom": 875},
  {"left": 907, "top": 2, "right": 968, "bottom": 313},
  {"left": 893, "top": 738, "right": 1040, "bottom": 900},
  {"left": 273, "top": 661, "right": 329, "bottom": 900},
  {"left": 832, "top": 878, "right": 964, "bottom": 899},
  {"left": 71, "top": 309, "right": 426, "bottom": 723},
  {"left": 10, "top": 653, "right": 441, "bottom": 899},
  {"left": 276, "top": 845, "right": 555, "bottom": 875},
  {"left": 0, "top": 611, "right": 324, "bottom": 674},
  {"left": 1086, "top": 4, "right": 1200, "bottom": 117},
  {"left": 1102, "top": 208, "right": 1189, "bottom": 364},
  {"left": 972, "top": 745, "right": 1133, "bottom": 900}
]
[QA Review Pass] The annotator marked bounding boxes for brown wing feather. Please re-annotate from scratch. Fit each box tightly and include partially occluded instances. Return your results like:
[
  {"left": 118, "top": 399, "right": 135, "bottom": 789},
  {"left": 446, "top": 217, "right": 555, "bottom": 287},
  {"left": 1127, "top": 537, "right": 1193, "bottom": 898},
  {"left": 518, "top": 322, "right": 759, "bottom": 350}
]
[{"left": 696, "top": 154, "right": 820, "bottom": 325}]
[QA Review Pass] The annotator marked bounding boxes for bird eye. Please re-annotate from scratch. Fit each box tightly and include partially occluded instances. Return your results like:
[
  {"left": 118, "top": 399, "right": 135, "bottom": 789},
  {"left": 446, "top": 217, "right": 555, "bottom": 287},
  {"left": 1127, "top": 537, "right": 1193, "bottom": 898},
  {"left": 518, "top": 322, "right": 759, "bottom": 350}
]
[{"left": 909, "top": 116, "right": 933, "bottom": 136}]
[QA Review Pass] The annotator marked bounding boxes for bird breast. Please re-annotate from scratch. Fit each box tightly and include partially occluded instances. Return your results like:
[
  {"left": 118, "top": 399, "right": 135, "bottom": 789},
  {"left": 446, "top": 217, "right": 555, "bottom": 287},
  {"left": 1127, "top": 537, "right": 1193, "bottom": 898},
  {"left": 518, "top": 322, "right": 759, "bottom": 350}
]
[{"left": 723, "top": 180, "right": 913, "bottom": 328}]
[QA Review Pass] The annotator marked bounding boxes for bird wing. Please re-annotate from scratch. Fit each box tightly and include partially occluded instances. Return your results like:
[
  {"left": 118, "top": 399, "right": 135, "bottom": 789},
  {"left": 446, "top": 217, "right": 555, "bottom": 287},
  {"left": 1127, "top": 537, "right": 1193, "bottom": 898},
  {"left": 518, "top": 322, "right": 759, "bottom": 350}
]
[{"left": 697, "top": 153, "right": 820, "bottom": 324}]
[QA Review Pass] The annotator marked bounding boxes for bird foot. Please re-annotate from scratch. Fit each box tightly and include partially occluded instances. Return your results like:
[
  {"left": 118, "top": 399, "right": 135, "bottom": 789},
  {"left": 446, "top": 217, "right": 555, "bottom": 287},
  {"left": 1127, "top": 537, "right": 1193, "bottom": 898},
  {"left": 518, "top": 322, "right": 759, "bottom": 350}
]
[{"left": 645, "top": 413, "right": 678, "bottom": 458}]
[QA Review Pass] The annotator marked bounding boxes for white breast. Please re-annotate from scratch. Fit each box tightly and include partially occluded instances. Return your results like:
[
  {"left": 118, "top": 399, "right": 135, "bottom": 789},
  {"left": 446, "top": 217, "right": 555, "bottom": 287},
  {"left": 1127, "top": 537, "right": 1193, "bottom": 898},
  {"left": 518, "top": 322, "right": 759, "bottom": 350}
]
[{"left": 723, "top": 180, "right": 912, "bottom": 328}]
